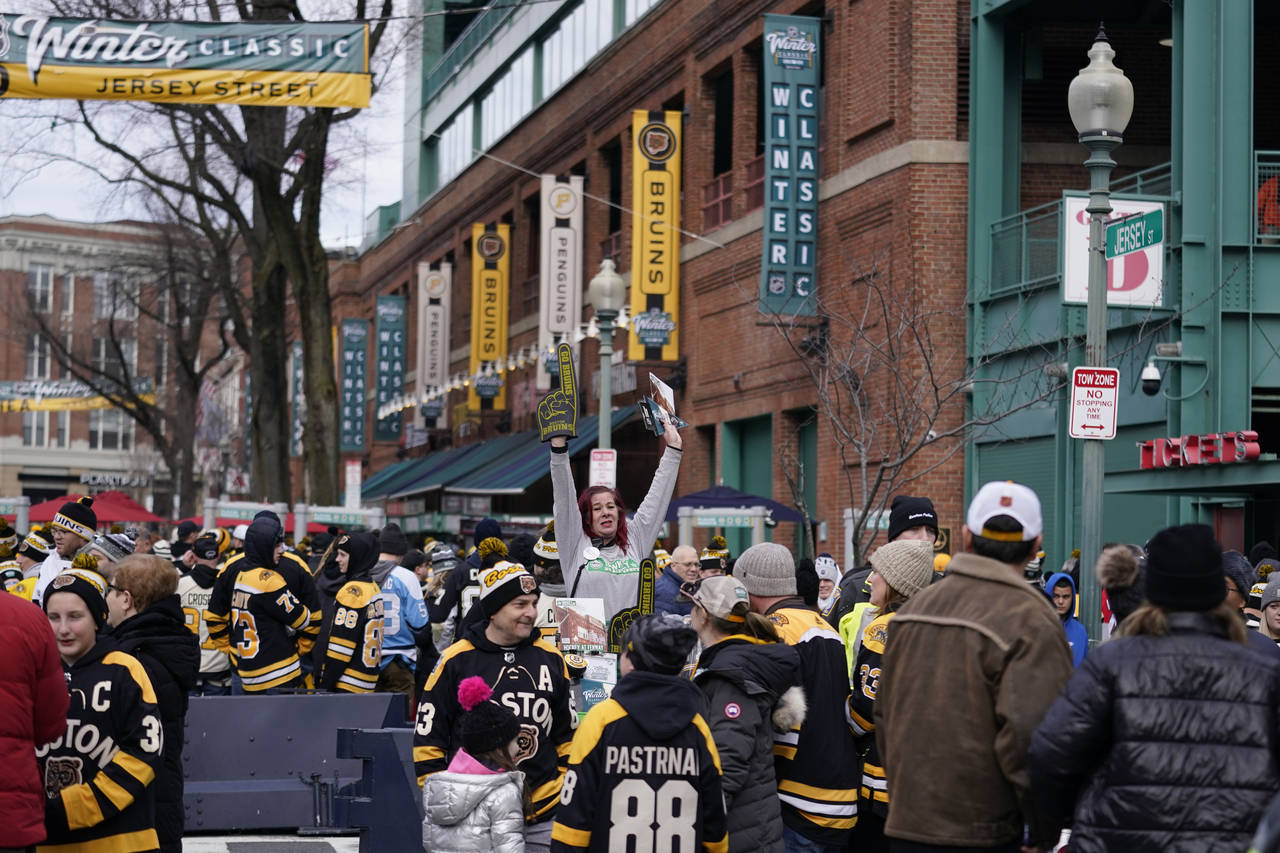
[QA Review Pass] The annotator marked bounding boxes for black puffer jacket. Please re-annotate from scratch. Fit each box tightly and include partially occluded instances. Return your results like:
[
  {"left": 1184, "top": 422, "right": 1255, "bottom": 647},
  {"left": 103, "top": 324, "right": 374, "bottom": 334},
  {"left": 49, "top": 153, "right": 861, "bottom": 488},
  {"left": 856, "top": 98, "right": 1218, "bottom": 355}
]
[
  {"left": 1029, "top": 611, "right": 1280, "bottom": 852},
  {"left": 693, "top": 636, "right": 805, "bottom": 853},
  {"left": 112, "top": 595, "right": 199, "bottom": 853}
]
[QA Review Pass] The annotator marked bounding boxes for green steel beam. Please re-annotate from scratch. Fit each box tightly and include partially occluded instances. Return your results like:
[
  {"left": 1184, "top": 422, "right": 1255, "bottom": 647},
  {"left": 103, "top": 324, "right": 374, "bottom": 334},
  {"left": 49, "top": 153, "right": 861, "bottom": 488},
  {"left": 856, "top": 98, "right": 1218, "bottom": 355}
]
[{"left": 1105, "top": 460, "right": 1280, "bottom": 496}]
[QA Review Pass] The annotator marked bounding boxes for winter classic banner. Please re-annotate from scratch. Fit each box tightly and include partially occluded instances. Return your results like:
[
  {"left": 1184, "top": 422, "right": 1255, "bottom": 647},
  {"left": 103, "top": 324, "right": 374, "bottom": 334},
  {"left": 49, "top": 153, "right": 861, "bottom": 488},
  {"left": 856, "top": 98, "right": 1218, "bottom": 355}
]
[
  {"left": 0, "top": 377, "right": 154, "bottom": 412},
  {"left": 339, "top": 318, "right": 367, "bottom": 452},
  {"left": 0, "top": 15, "right": 370, "bottom": 108},
  {"left": 374, "top": 295, "right": 406, "bottom": 442},
  {"left": 629, "top": 109, "right": 681, "bottom": 362}
]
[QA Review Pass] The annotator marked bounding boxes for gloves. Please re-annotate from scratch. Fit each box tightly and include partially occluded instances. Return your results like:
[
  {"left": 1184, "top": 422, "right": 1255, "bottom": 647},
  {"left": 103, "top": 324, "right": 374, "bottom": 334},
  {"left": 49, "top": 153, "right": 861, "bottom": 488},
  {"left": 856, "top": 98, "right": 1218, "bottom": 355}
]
[{"left": 536, "top": 342, "right": 579, "bottom": 442}]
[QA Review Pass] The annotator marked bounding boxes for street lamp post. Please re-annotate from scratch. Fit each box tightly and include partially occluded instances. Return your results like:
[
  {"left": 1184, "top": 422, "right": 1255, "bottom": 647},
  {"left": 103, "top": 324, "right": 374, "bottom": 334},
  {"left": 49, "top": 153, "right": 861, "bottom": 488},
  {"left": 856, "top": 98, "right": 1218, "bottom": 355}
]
[
  {"left": 587, "top": 259, "right": 626, "bottom": 450},
  {"left": 1068, "top": 27, "right": 1133, "bottom": 643}
]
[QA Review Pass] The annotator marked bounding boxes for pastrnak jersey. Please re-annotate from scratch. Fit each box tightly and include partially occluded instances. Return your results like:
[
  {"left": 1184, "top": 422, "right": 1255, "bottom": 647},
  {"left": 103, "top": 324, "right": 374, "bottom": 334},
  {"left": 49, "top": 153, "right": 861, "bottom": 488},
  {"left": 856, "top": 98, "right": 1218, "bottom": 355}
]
[
  {"left": 415, "top": 620, "right": 576, "bottom": 822},
  {"left": 765, "top": 601, "right": 861, "bottom": 846},
  {"left": 37, "top": 638, "right": 164, "bottom": 853},
  {"left": 848, "top": 608, "right": 897, "bottom": 819},
  {"left": 319, "top": 580, "right": 384, "bottom": 693},
  {"left": 550, "top": 671, "right": 727, "bottom": 853},
  {"left": 229, "top": 567, "right": 312, "bottom": 692}
]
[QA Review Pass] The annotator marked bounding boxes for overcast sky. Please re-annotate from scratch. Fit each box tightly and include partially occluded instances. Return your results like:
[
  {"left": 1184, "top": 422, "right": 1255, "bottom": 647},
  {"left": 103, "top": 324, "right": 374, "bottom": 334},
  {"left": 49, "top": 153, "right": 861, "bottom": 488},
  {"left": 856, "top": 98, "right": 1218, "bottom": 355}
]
[{"left": 0, "top": 12, "right": 406, "bottom": 251}]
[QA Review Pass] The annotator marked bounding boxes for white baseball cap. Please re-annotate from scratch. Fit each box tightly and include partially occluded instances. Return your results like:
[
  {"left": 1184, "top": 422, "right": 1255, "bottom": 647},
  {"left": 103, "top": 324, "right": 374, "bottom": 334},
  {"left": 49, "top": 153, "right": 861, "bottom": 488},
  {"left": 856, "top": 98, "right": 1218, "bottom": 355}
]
[
  {"left": 814, "top": 553, "right": 841, "bottom": 583},
  {"left": 966, "top": 481, "right": 1043, "bottom": 542}
]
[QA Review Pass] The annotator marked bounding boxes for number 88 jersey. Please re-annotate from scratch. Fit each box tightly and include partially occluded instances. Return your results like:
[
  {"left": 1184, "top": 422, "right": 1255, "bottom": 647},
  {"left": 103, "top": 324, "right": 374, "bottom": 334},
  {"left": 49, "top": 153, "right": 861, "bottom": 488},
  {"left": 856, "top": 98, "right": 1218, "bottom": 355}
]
[{"left": 550, "top": 673, "right": 728, "bottom": 853}]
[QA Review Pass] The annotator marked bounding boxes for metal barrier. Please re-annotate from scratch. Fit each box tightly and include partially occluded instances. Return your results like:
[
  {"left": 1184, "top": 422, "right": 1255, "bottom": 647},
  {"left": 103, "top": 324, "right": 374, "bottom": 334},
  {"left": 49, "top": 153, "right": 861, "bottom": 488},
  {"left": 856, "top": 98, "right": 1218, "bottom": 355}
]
[
  {"left": 183, "top": 693, "right": 409, "bottom": 833},
  {"left": 336, "top": 727, "right": 423, "bottom": 852}
]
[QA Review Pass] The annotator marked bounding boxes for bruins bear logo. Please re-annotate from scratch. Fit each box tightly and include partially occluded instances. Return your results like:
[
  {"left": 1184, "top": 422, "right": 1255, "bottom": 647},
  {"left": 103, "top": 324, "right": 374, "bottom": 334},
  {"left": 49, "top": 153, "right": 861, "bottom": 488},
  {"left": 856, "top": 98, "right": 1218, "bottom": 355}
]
[{"left": 45, "top": 756, "right": 83, "bottom": 798}]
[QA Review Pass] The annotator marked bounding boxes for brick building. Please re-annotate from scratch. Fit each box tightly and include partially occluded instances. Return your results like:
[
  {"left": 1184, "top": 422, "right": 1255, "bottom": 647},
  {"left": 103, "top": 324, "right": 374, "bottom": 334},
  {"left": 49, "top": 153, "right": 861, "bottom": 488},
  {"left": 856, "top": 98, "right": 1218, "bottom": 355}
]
[{"left": 352, "top": 0, "right": 973, "bottom": 566}]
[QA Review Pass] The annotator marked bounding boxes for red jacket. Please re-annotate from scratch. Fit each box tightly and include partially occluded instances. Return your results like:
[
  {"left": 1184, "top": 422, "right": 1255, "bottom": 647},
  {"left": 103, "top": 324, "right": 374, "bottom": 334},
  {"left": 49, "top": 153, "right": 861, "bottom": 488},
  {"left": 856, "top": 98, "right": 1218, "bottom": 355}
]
[{"left": 0, "top": 593, "right": 69, "bottom": 848}]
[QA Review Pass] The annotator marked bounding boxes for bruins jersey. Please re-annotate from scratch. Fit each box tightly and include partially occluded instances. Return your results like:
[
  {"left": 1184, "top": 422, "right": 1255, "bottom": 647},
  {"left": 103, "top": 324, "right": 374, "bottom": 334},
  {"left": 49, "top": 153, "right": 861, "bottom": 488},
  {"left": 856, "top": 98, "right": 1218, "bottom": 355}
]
[
  {"left": 319, "top": 580, "right": 384, "bottom": 693},
  {"left": 37, "top": 638, "right": 164, "bottom": 853},
  {"left": 848, "top": 608, "right": 897, "bottom": 818},
  {"left": 550, "top": 672, "right": 728, "bottom": 853},
  {"left": 176, "top": 566, "right": 232, "bottom": 677},
  {"left": 206, "top": 550, "right": 321, "bottom": 657},
  {"left": 415, "top": 620, "right": 576, "bottom": 822},
  {"left": 228, "top": 567, "right": 312, "bottom": 692},
  {"left": 765, "top": 602, "right": 861, "bottom": 845}
]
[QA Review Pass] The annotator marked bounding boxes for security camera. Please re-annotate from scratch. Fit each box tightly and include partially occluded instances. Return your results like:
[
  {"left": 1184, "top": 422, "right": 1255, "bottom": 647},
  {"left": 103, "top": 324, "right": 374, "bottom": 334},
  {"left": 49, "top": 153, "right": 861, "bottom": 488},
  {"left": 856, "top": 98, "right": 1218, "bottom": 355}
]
[{"left": 1141, "top": 361, "right": 1161, "bottom": 396}]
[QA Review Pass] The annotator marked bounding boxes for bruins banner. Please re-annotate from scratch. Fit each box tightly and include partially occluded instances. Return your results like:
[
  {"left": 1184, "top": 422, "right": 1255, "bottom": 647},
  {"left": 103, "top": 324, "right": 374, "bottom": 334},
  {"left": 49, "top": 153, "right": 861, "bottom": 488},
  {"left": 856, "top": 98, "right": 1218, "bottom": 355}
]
[
  {"left": 469, "top": 223, "right": 509, "bottom": 411},
  {"left": 0, "top": 378, "right": 154, "bottom": 412},
  {"left": 0, "top": 15, "right": 370, "bottom": 107},
  {"left": 629, "top": 109, "right": 681, "bottom": 362}
]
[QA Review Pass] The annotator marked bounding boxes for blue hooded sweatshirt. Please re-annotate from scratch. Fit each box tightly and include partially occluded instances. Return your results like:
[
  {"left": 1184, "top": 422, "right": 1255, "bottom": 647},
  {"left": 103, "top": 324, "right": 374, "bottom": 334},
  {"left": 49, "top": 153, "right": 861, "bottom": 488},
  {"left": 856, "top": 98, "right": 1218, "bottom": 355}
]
[{"left": 1044, "top": 571, "right": 1088, "bottom": 667}]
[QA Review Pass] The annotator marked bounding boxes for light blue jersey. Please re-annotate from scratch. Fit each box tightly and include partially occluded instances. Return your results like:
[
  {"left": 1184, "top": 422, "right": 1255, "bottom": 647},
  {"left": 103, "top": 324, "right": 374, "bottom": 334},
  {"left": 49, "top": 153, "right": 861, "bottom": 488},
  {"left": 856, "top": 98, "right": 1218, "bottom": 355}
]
[{"left": 378, "top": 565, "right": 428, "bottom": 667}]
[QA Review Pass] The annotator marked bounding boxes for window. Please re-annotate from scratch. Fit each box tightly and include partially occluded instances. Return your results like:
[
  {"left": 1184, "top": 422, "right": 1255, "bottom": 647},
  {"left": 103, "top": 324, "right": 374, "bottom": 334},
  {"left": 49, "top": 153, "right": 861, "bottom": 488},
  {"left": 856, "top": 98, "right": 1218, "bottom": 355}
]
[
  {"left": 28, "top": 264, "right": 53, "bottom": 312},
  {"left": 89, "top": 408, "right": 132, "bottom": 451},
  {"left": 62, "top": 272, "right": 75, "bottom": 315},
  {"left": 623, "top": 0, "right": 662, "bottom": 28},
  {"left": 93, "top": 338, "right": 136, "bottom": 385},
  {"left": 93, "top": 271, "right": 140, "bottom": 321},
  {"left": 22, "top": 411, "right": 67, "bottom": 448},
  {"left": 542, "top": 0, "right": 612, "bottom": 97},
  {"left": 436, "top": 103, "right": 475, "bottom": 188},
  {"left": 480, "top": 47, "right": 534, "bottom": 150},
  {"left": 25, "top": 334, "right": 50, "bottom": 380}
]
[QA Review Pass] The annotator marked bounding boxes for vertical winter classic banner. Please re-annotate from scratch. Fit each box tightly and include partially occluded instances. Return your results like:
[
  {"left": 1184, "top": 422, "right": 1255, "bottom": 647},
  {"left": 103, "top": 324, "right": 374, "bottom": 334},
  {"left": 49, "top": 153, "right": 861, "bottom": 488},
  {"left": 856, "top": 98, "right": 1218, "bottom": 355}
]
[
  {"left": 374, "top": 295, "right": 406, "bottom": 441},
  {"left": 416, "top": 261, "right": 451, "bottom": 428},
  {"left": 339, "top": 318, "right": 368, "bottom": 451},
  {"left": 290, "top": 340, "right": 304, "bottom": 457},
  {"left": 538, "top": 175, "right": 584, "bottom": 391},
  {"left": 629, "top": 109, "right": 681, "bottom": 362},
  {"left": 759, "top": 14, "right": 820, "bottom": 316},
  {"left": 469, "top": 223, "right": 510, "bottom": 411}
]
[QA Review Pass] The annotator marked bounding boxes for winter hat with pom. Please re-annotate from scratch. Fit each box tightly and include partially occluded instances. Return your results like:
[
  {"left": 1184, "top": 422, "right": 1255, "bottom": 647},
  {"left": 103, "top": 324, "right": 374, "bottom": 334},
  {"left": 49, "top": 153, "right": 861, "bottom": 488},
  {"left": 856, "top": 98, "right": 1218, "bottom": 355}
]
[
  {"left": 701, "top": 536, "right": 730, "bottom": 572},
  {"left": 457, "top": 675, "right": 522, "bottom": 756},
  {"left": 1096, "top": 543, "right": 1147, "bottom": 624},
  {"left": 52, "top": 496, "right": 96, "bottom": 542},
  {"left": 477, "top": 536, "right": 508, "bottom": 568},
  {"left": 534, "top": 522, "right": 559, "bottom": 564}
]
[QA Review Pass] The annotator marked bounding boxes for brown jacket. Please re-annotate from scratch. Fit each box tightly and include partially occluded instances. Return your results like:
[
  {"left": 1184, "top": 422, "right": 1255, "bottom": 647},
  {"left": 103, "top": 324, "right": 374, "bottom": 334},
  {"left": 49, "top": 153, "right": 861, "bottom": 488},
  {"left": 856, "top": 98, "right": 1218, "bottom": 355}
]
[{"left": 874, "top": 552, "right": 1073, "bottom": 848}]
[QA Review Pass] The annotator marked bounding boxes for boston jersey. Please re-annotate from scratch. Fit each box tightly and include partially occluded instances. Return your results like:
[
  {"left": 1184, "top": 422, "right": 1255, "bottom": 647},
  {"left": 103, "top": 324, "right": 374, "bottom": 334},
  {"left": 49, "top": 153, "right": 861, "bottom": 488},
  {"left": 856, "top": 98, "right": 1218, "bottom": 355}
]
[
  {"left": 207, "top": 550, "right": 321, "bottom": 657},
  {"left": 37, "top": 638, "right": 164, "bottom": 853},
  {"left": 320, "top": 580, "right": 384, "bottom": 693},
  {"left": 176, "top": 567, "right": 232, "bottom": 677},
  {"left": 229, "top": 567, "right": 312, "bottom": 692},
  {"left": 415, "top": 620, "right": 576, "bottom": 822}
]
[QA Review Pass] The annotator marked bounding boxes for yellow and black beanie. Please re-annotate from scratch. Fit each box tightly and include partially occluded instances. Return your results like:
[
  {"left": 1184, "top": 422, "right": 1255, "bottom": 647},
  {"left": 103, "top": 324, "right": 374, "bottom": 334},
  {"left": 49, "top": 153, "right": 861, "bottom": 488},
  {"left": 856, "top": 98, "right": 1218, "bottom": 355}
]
[
  {"left": 43, "top": 565, "right": 109, "bottom": 629},
  {"left": 51, "top": 497, "right": 96, "bottom": 542}
]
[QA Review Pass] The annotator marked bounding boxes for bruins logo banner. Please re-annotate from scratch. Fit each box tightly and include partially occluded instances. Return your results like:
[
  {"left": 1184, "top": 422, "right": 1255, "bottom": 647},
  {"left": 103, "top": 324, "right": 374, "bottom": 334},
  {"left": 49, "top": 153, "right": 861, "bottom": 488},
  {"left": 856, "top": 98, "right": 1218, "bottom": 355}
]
[
  {"left": 628, "top": 109, "right": 681, "bottom": 362},
  {"left": 0, "top": 15, "right": 370, "bottom": 107},
  {"left": 469, "top": 223, "right": 510, "bottom": 411}
]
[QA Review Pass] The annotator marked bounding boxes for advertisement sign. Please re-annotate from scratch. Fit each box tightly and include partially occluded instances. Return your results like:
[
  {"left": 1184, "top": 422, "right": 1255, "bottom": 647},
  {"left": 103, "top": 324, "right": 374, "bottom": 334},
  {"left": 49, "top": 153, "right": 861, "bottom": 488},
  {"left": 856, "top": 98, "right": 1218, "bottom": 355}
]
[
  {"left": 290, "top": 340, "right": 304, "bottom": 457},
  {"left": 539, "top": 175, "right": 584, "bottom": 391},
  {"left": 1062, "top": 195, "right": 1164, "bottom": 307},
  {"left": 629, "top": 109, "right": 681, "bottom": 362},
  {"left": 417, "top": 261, "right": 451, "bottom": 430},
  {"left": 0, "top": 15, "right": 370, "bottom": 107},
  {"left": 339, "top": 318, "right": 367, "bottom": 451},
  {"left": 759, "top": 14, "right": 821, "bottom": 317},
  {"left": 374, "top": 295, "right": 406, "bottom": 441},
  {"left": 0, "top": 377, "right": 153, "bottom": 412},
  {"left": 469, "top": 223, "right": 510, "bottom": 410}
]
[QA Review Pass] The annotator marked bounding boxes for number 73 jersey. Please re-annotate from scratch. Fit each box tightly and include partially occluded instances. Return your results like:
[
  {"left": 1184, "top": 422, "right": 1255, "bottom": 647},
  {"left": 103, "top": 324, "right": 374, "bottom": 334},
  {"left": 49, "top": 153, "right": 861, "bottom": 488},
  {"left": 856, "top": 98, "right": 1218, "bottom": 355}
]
[{"left": 229, "top": 567, "right": 312, "bottom": 692}]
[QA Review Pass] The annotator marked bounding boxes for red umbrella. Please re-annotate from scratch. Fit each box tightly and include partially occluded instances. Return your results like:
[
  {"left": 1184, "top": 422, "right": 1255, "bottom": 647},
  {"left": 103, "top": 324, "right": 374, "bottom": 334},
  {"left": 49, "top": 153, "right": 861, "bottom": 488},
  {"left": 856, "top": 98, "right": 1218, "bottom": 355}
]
[
  {"left": 27, "top": 495, "right": 82, "bottom": 523},
  {"left": 91, "top": 491, "right": 167, "bottom": 524}
]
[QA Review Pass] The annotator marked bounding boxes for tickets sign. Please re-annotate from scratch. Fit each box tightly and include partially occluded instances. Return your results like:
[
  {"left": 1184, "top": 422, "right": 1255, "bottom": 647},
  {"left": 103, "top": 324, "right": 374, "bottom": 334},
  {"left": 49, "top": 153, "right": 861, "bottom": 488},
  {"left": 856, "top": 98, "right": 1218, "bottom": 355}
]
[{"left": 0, "top": 15, "right": 370, "bottom": 107}]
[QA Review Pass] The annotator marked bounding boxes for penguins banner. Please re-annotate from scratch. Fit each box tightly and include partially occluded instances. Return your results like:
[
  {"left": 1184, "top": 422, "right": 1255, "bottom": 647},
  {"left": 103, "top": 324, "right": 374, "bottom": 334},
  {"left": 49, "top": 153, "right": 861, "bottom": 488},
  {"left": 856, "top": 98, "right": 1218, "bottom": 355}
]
[{"left": 0, "top": 14, "right": 370, "bottom": 107}]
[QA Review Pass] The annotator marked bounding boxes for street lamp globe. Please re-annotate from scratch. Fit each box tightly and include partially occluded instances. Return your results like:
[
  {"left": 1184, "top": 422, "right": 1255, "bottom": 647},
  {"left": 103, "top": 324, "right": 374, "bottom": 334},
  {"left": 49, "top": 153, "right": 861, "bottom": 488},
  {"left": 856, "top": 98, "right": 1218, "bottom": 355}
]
[
  {"left": 588, "top": 259, "right": 626, "bottom": 319},
  {"left": 1068, "top": 27, "right": 1134, "bottom": 140}
]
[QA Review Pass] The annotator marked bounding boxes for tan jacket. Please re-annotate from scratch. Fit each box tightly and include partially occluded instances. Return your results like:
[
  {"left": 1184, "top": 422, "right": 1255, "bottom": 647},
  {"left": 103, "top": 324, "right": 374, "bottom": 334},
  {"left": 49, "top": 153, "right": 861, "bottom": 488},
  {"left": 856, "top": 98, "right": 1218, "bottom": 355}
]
[{"left": 874, "top": 552, "right": 1072, "bottom": 848}]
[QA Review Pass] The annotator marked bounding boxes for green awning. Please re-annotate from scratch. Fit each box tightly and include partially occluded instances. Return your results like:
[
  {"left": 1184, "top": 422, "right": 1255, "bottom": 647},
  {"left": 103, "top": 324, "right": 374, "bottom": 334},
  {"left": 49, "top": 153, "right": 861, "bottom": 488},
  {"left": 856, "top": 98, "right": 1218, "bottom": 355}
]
[
  {"left": 359, "top": 457, "right": 418, "bottom": 499},
  {"left": 362, "top": 444, "right": 479, "bottom": 501},
  {"left": 386, "top": 431, "right": 537, "bottom": 499},
  {"left": 444, "top": 405, "right": 639, "bottom": 495}
]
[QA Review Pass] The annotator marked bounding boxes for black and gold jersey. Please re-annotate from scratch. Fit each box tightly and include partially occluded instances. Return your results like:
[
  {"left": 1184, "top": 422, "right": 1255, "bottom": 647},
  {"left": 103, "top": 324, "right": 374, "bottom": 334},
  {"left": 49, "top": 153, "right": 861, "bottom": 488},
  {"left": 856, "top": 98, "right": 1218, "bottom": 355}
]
[
  {"left": 849, "top": 608, "right": 896, "bottom": 818},
  {"left": 550, "top": 670, "right": 728, "bottom": 853},
  {"left": 206, "top": 550, "right": 321, "bottom": 657},
  {"left": 319, "top": 580, "right": 384, "bottom": 694},
  {"left": 227, "top": 567, "right": 312, "bottom": 692},
  {"left": 414, "top": 620, "right": 576, "bottom": 822},
  {"left": 765, "top": 601, "right": 861, "bottom": 845},
  {"left": 37, "top": 638, "right": 164, "bottom": 853}
]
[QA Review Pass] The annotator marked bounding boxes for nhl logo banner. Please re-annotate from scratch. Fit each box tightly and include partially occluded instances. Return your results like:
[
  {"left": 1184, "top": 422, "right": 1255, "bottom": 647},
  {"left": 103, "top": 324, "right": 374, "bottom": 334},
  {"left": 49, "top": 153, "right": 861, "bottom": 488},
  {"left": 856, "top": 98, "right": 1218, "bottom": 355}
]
[
  {"left": 629, "top": 109, "right": 681, "bottom": 362},
  {"left": 417, "top": 261, "right": 451, "bottom": 428},
  {"left": 0, "top": 15, "right": 370, "bottom": 107},
  {"left": 759, "top": 14, "right": 821, "bottom": 316},
  {"left": 538, "top": 175, "right": 584, "bottom": 391},
  {"left": 469, "top": 223, "right": 510, "bottom": 411}
]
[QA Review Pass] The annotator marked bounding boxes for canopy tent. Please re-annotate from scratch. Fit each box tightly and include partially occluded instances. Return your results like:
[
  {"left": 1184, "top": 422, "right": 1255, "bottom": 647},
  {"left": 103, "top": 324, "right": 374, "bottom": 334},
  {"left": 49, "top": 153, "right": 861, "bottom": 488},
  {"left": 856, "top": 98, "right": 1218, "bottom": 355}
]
[
  {"left": 664, "top": 485, "right": 804, "bottom": 523},
  {"left": 28, "top": 493, "right": 166, "bottom": 525},
  {"left": 174, "top": 515, "right": 329, "bottom": 535}
]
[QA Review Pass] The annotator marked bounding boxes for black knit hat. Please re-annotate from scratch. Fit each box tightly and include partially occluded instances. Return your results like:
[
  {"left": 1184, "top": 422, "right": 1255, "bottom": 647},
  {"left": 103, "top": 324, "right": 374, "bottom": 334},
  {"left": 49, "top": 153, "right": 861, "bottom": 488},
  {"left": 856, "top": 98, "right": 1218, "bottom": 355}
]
[
  {"left": 457, "top": 676, "right": 522, "bottom": 756},
  {"left": 1145, "top": 524, "right": 1226, "bottom": 612},
  {"left": 622, "top": 614, "right": 697, "bottom": 675},
  {"left": 17, "top": 527, "right": 54, "bottom": 561},
  {"left": 43, "top": 567, "right": 110, "bottom": 629},
  {"left": 888, "top": 495, "right": 938, "bottom": 541},
  {"left": 379, "top": 523, "right": 409, "bottom": 557},
  {"left": 51, "top": 497, "right": 96, "bottom": 541}
]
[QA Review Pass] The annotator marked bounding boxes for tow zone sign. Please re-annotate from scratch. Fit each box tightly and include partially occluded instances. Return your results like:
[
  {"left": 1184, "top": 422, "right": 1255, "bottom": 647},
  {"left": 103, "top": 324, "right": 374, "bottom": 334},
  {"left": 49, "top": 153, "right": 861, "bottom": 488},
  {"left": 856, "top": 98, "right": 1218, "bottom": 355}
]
[{"left": 1070, "top": 367, "right": 1119, "bottom": 440}]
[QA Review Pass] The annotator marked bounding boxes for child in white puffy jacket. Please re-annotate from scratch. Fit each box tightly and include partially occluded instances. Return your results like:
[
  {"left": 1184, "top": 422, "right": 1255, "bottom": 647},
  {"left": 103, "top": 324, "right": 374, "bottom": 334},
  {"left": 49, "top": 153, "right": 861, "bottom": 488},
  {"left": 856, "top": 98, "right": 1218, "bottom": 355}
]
[{"left": 422, "top": 676, "right": 529, "bottom": 853}]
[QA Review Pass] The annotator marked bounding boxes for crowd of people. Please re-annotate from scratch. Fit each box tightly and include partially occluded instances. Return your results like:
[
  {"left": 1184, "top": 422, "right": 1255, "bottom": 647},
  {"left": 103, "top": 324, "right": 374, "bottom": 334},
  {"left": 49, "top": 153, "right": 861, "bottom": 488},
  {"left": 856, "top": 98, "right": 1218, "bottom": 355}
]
[{"left": 6, "top": 426, "right": 1280, "bottom": 852}]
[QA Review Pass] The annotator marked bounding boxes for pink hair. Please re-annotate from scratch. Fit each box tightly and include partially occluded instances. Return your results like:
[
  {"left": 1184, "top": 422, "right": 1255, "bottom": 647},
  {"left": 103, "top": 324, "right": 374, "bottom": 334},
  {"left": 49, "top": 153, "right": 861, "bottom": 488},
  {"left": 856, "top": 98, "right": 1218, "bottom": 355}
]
[{"left": 578, "top": 485, "right": 629, "bottom": 551}]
